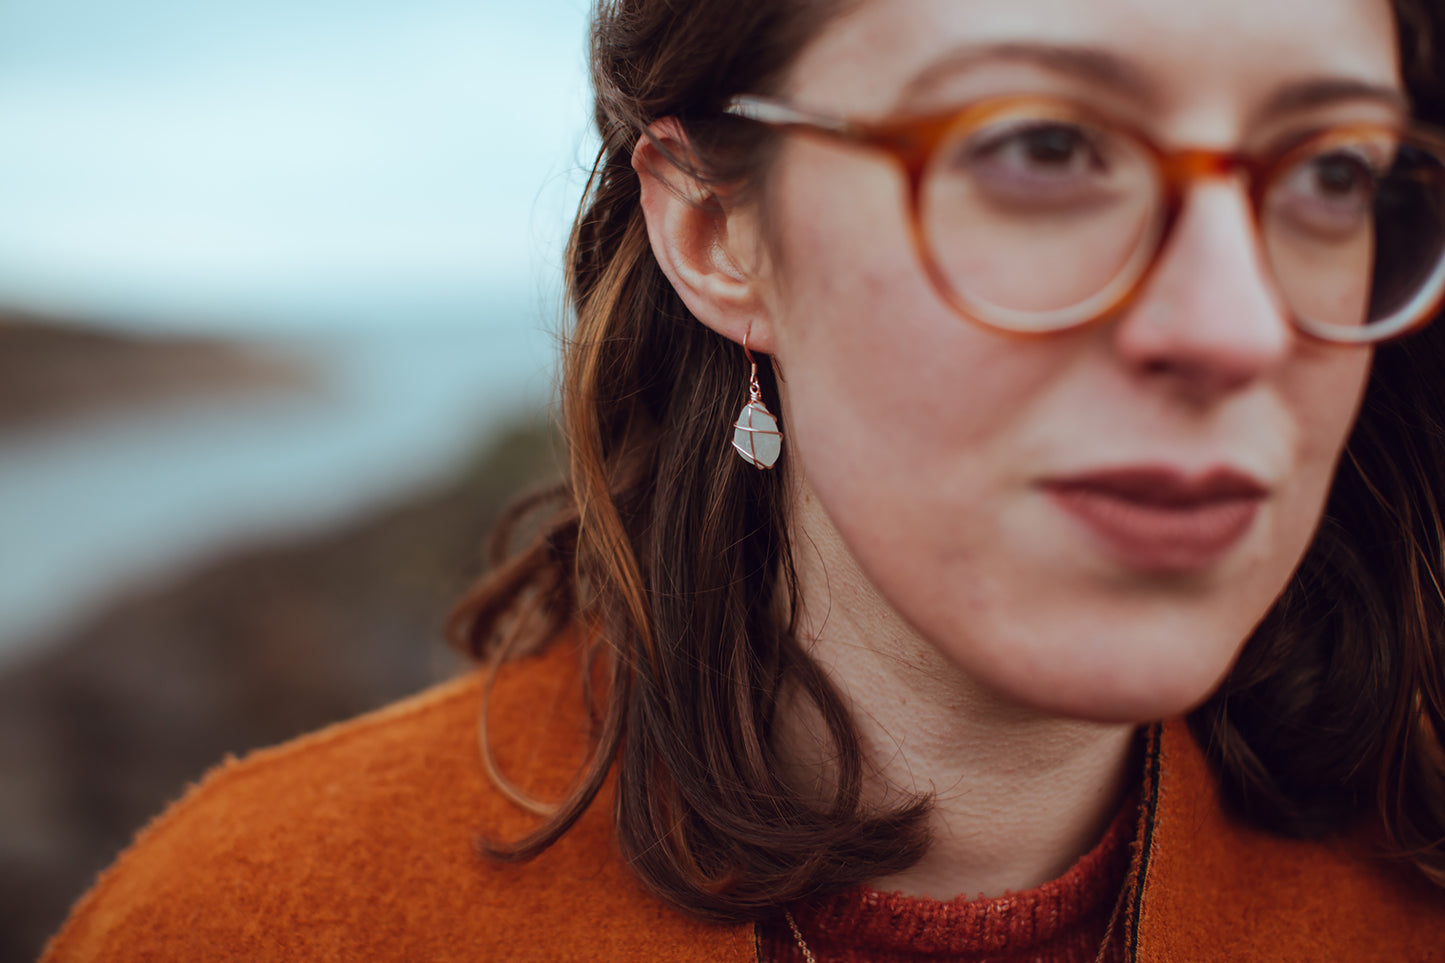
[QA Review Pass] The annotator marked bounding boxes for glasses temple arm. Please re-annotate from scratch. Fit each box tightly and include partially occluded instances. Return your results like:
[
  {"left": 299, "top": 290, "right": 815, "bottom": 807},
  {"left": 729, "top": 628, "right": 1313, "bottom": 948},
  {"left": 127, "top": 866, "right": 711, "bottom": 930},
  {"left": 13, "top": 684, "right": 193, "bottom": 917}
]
[{"left": 723, "top": 95, "right": 859, "bottom": 137}]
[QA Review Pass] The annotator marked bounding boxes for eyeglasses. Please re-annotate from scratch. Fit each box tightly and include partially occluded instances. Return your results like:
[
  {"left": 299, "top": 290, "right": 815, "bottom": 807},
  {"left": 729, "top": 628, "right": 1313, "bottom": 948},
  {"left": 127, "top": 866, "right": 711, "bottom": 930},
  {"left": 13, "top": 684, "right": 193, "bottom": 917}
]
[{"left": 725, "top": 93, "right": 1445, "bottom": 344}]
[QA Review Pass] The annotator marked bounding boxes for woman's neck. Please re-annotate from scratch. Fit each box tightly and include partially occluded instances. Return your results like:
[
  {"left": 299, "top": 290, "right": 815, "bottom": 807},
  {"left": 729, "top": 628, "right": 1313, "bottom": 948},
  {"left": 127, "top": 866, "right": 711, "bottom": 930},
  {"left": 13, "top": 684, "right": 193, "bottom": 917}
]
[{"left": 780, "top": 490, "right": 1138, "bottom": 901}]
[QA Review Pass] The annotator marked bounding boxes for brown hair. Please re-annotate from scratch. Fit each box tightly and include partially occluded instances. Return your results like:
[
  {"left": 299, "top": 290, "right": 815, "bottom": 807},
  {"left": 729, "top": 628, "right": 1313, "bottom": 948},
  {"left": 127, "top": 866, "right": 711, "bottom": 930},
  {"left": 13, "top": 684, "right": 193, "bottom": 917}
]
[{"left": 450, "top": 0, "right": 1445, "bottom": 920}]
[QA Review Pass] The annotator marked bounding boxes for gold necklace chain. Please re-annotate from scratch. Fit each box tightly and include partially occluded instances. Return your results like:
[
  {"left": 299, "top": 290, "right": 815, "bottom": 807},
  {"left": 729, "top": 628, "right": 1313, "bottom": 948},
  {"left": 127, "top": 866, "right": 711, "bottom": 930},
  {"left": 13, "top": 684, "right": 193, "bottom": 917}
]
[
  {"left": 782, "top": 866, "right": 1132, "bottom": 963},
  {"left": 783, "top": 909, "right": 818, "bottom": 963}
]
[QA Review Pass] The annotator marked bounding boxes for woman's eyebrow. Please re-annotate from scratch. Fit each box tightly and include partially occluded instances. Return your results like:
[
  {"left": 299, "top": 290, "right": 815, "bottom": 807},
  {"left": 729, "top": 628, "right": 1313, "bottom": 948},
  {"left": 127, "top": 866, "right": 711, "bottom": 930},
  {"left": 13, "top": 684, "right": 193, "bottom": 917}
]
[
  {"left": 1256, "top": 77, "right": 1411, "bottom": 121},
  {"left": 893, "top": 41, "right": 1157, "bottom": 111},
  {"left": 894, "top": 44, "right": 1411, "bottom": 122}
]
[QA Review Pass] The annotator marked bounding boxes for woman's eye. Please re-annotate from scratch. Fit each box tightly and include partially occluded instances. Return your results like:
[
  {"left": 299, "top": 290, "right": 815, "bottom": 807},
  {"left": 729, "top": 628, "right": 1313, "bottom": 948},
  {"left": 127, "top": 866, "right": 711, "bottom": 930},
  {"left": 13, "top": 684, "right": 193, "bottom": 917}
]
[
  {"left": 967, "top": 121, "right": 1105, "bottom": 176},
  {"left": 944, "top": 119, "right": 1123, "bottom": 212},
  {"left": 1304, "top": 152, "right": 1377, "bottom": 202},
  {"left": 1271, "top": 147, "right": 1382, "bottom": 238}
]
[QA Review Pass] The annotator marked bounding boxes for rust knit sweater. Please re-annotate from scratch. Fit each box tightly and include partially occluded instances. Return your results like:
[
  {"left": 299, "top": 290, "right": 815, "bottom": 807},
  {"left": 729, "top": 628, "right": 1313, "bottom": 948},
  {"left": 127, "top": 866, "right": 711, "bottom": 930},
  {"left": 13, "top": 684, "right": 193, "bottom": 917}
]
[
  {"left": 760, "top": 791, "right": 1136, "bottom": 962},
  {"left": 42, "top": 643, "right": 1445, "bottom": 962}
]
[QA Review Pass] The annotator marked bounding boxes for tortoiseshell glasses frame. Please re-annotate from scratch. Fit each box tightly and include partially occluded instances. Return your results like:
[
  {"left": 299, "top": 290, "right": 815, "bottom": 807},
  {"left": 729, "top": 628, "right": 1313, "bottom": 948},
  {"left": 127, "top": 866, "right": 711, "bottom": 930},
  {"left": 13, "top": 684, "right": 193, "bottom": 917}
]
[{"left": 724, "top": 93, "right": 1445, "bottom": 345}]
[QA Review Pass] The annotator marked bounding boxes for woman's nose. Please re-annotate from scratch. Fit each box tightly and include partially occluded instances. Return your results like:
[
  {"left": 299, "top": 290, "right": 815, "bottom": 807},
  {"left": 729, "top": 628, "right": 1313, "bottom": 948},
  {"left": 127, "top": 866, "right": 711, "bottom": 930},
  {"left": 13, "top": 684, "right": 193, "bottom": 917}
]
[{"left": 1112, "top": 180, "right": 1293, "bottom": 402}]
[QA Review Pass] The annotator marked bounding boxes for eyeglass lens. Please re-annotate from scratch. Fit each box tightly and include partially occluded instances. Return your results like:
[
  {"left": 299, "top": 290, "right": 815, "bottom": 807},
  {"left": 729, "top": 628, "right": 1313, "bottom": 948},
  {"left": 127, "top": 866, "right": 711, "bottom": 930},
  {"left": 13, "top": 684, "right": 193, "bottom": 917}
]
[{"left": 917, "top": 104, "right": 1445, "bottom": 340}]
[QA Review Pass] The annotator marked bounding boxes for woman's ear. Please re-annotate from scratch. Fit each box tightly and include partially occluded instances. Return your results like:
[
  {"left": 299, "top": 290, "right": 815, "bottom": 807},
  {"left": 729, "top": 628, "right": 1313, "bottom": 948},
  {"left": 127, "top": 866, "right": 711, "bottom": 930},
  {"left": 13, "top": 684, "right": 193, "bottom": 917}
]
[{"left": 633, "top": 118, "right": 776, "bottom": 353}]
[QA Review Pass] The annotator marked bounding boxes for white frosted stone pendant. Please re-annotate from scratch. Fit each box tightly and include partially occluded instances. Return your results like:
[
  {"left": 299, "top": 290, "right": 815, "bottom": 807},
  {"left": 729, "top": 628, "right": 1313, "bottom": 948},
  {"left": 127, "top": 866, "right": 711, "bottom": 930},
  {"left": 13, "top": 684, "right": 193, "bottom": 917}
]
[
  {"left": 732, "top": 337, "right": 782, "bottom": 469},
  {"left": 732, "top": 399, "right": 782, "bottom": 469}
]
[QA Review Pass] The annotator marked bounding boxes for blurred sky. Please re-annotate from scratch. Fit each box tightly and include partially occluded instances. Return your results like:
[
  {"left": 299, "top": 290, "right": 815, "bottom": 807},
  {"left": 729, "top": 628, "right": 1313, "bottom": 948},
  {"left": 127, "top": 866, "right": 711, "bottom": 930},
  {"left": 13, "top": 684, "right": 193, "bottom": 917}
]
[
  {"left": 0, "top": 0, "right": 598, "bottom": 660},
  {"left": 0, "top": 0, "right": 594, "bottom": 333}
]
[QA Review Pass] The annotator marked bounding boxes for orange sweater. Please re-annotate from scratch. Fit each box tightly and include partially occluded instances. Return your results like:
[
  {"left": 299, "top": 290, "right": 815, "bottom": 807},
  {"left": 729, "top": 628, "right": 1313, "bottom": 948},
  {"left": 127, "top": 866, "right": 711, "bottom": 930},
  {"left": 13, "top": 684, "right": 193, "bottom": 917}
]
[
  {"left": 760, "top": 793, "right": 1138, "bottom": 962},
  {"left": 42, "top": 644, "right": 1445, "bottom": 962}
]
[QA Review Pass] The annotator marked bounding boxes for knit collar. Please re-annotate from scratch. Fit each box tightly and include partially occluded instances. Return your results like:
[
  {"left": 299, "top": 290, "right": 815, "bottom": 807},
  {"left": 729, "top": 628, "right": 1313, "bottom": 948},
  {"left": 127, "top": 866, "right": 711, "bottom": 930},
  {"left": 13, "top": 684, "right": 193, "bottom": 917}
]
[{"left": 761, "top": 784, "right": 1138, "bottom": 962}]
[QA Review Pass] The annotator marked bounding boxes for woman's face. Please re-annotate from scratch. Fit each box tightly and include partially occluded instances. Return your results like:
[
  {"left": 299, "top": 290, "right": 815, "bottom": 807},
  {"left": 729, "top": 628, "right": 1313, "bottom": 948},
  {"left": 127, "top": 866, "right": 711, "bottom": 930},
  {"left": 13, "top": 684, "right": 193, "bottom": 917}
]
[{"left": 755, "top": 0, "right": 1402, "bottom": 720}]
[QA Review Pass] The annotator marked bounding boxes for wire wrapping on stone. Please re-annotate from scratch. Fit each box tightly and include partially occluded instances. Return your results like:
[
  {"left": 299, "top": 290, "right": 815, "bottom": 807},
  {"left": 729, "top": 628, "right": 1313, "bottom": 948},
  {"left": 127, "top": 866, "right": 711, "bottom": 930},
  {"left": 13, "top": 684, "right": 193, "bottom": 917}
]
[
  {"left": 733, "top": 399, "right": 782, "bottom": 469},
  {"left": 733, "top": 336, "right": 782, "bottom": 469}
]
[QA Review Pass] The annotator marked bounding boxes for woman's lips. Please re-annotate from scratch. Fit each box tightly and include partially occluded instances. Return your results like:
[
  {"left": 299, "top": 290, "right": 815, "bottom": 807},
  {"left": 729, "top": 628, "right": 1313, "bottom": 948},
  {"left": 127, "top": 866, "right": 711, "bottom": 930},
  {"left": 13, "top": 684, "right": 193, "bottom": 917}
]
[{"left": 1042, "top": 467, "right": 1268, "bottom": 572}]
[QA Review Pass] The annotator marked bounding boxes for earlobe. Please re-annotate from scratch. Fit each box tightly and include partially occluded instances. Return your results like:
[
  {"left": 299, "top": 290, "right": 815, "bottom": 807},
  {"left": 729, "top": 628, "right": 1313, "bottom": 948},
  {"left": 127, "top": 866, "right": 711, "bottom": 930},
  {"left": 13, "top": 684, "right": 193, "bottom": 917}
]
[{"left": 633, "top": 119, "right": 776, "bottom": 353}]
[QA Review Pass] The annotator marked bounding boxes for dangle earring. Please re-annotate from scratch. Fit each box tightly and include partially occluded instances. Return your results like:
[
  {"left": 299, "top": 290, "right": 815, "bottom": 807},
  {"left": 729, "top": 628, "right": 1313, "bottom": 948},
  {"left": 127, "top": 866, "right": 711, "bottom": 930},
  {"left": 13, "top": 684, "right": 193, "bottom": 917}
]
[{"left": 731, "top": 334, "right": 782, "bottom": 470}]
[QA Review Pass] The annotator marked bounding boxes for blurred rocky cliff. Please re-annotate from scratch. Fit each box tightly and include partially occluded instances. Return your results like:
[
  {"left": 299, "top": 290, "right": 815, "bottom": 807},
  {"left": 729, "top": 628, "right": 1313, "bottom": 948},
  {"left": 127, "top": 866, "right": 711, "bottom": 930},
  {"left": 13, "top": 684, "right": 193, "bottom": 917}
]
[
  {"left": 0, "top": 316, "right": 557, "bottom": 961},
  {"left": 0, "top": 313, "right": 314, "bottom": 429}
]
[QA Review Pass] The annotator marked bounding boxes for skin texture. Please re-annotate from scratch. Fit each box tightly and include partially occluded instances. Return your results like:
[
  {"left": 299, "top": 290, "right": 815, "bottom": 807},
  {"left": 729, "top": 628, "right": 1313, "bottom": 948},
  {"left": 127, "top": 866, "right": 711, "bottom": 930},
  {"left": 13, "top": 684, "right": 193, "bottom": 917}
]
[{"left": 637, "top": 0, "right": 1400, "bottom": 900}]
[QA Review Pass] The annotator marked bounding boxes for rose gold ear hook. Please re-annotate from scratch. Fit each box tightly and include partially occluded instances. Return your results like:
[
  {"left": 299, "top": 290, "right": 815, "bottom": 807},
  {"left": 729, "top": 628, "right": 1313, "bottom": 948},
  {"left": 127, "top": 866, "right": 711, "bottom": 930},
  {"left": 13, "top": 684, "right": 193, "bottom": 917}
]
[
  {"left": 732, "top": 330, "right": 782, "bottom": 469},
  {"left": 743, "top": 332, "right": 763, "bottom": 404}
]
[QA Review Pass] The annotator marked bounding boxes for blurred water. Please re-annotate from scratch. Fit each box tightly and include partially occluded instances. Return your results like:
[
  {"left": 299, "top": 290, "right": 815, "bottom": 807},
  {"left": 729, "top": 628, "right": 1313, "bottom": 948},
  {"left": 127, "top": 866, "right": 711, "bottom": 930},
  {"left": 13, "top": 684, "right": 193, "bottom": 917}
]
[
  {"left": 0, "top": 317, "right": 557, "bottom": 665},
  {"left": 0, "top": 0, "right": 590, "bottom": 667}
]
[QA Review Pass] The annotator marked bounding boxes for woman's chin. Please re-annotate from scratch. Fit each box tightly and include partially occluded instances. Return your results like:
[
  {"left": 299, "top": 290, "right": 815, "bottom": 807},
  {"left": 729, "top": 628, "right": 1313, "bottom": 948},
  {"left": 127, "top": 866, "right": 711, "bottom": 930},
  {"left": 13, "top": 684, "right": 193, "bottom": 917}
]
[
  {"left": 1004, "top": 669, "right": 1227, "bottom": 725},
  {"left": 932, "top": 624, "right": 1243, "bottom": 724}
]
